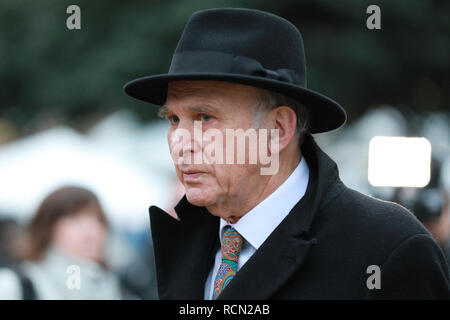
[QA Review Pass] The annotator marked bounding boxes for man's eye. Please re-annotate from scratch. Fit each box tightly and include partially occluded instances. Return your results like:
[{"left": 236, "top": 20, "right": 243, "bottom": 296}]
[
  {"left": 168, "top": 115, "right": 179, "bottom": 124},
  {"left": 201, "top": 114, "right": 212, "bottom": 122}
]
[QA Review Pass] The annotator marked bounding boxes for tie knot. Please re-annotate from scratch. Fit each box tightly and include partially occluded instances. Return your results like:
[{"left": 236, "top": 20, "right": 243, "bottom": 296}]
[{"left": 221, "top": 226, "right": 245, "bottom": 262}]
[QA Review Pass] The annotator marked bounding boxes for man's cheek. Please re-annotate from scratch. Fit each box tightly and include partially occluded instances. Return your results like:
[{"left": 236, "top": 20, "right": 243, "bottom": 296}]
[
  {"left": 175, "top": 169, "right": 184, "bottom": 183},
  {"left": 210, "top": 169, "right": 229, "bottom": 192},
  {"left": 168, "top": 141, "right": 182, "bottom": 165},
  {"left": 168, "top": 130, "right": 189, "bottom": 163}
]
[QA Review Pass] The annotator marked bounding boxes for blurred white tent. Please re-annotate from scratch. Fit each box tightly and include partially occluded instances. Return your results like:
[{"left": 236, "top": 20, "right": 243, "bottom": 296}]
[{"left": 0, "top": 112, "right": 176, "bottom": 232}]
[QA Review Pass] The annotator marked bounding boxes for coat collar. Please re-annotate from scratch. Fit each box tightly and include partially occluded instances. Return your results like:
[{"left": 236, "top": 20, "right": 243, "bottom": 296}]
[{"left": 149, "top": 134, "right": 345, "bottom": 299}]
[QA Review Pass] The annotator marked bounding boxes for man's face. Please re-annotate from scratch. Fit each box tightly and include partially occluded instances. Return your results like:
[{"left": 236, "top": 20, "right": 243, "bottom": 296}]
[{"left": 163, "top": 80, "right": 269, "bottom": 220}]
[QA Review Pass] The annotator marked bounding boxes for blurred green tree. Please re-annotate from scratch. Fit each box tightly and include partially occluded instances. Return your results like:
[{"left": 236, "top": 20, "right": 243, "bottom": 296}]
[{"left": 0, "top": 0, "right": 448, "bottom": 134}]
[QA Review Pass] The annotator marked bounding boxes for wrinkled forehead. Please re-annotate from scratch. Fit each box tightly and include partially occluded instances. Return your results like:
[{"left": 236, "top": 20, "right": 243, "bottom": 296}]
[{"left": 166, "top": 80, "right": 262, "bottom": 107}]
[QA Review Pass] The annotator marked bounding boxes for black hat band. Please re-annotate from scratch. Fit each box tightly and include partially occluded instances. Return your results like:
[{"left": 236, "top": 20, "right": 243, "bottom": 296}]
[{"left": 169, "top": 50, "right": 305, "bottom": 87}]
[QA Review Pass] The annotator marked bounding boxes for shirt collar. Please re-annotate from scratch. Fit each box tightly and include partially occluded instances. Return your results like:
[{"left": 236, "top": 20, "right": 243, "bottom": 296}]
[{"left": 219, "top": 156, "right": 310, "bottom": 250}]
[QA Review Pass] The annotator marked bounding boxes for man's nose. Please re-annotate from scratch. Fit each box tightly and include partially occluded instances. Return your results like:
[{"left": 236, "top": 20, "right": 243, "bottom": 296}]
[
  {"left": 179, "top": 138, "right": 199, "bottom": 158},
  {"left": 169, "top": 121, "right": 203, "bottom": 160}
]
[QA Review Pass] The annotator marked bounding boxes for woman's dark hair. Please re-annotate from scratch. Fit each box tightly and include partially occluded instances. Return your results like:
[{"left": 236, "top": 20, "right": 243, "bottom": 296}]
[{"left": 20, "top": 186, "right": 108, "bottom": 262}]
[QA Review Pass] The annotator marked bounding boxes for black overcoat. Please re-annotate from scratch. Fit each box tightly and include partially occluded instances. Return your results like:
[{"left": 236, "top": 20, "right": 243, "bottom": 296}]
[{"left": 149, "top": 134, "right": 450, "bottom": 299}]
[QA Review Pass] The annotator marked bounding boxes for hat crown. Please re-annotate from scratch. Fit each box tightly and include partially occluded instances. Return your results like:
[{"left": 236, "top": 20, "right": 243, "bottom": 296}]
[{"left": 172, "top": 8, "right": 306, "bottom": 82}]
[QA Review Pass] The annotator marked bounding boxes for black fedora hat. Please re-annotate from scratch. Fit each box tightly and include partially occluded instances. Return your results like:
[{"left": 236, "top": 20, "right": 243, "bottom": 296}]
[{"left": 124, "top": 8, "right": 346, "bottom": 133}]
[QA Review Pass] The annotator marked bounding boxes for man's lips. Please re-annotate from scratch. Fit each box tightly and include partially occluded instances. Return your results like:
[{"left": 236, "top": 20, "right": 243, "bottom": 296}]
[{"left": 182, "top": 170, "right": 207, "bottom": 182}]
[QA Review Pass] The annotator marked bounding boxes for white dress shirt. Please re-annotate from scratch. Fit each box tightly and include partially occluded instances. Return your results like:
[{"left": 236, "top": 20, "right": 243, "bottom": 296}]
[{"left": 204, "top": 157, "right": 310, "bottom": 299}]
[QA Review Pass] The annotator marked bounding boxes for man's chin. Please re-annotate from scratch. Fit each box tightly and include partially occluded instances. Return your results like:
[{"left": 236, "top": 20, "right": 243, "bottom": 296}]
[{"left": 185, "top": 188, "right": 215, "bottom": 207}]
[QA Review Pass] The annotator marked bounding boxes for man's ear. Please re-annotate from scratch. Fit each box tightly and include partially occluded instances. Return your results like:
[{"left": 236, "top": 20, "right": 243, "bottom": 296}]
[{"left": 268, "top": 106, "right": 297, "bottom": 154}]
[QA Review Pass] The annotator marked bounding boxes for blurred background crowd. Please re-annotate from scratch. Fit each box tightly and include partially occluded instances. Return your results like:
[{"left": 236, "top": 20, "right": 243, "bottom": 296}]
[{"left": 0, "top": 0, "right": 449, "bottom": 299}]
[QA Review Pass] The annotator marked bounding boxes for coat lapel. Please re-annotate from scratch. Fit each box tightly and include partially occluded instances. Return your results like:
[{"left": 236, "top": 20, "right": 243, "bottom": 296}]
[
  {"left": 149, "top": 197, "right": 219, "bottom": 299},
  {"left": 217, "top": 226, "right": 317, "bottom": 300}
]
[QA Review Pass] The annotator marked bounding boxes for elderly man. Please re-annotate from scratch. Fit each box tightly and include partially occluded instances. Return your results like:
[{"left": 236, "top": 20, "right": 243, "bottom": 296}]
[{"left": 124, "top": 8, "right": 450, "bottom": 299}]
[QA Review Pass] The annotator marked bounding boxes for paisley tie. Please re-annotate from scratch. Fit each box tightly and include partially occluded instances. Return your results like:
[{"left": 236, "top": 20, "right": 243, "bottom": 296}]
[{"left": 212, "top": 226, "right": 245, "bottom": 299}]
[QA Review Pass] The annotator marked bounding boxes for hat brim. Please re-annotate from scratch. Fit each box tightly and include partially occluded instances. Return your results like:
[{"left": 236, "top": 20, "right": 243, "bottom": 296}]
[{"left": 123, "top": 72, "right": 346, "bottom": 133}]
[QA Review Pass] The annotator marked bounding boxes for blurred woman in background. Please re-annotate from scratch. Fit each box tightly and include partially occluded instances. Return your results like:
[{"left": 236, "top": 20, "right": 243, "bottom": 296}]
[{"left": 0, "top": 185, "right": 125, "bottom": 299}]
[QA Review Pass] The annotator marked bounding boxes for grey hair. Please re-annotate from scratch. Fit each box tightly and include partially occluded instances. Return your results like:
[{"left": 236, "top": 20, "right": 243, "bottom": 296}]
[{"left": 251, "top": 89, "right": 310, "bottom": 146}]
